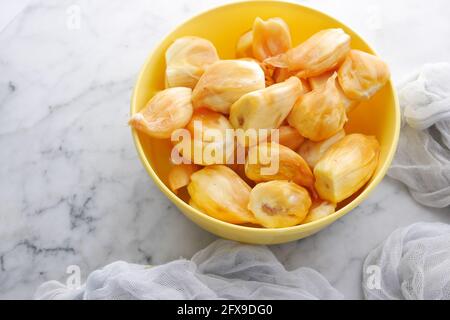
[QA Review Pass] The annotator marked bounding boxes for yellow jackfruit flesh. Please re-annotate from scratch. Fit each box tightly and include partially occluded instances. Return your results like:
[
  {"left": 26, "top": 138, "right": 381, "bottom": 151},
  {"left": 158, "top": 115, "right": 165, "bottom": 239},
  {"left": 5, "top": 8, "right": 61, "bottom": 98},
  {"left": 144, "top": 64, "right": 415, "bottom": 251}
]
[
  {"left": 338, "top": 49, "right": 390, "bottom": 101},
  {"left": 239, "top": 57, "right": 276, "bottom": 87},
  {"left": 252, "top": 17, "right": 292, "bottom": 62},
  {"left": 248, "top": 180, "right": 311, "bottom": 228},
  {"left": 236, "top": 30, "right": 254, "bottom": 58},
  {"left": 189, "top": 198, "right": 203, "bottom": 211},
  {"left": 187, "top": 165, "right": 257, "bottom": 224},
  {"left": 245, "top": 142, "right": 317, "bottom": 198},
  {"left": 309, "top": 71, "right": 359, "bottom": 113},
  {"left": 192, "top": 60, "right": 265, "bottom": 114},
  {"left": 288, "top": 73, "right": 347, "bottom": 142},
  {"left": 174, "top": 108, "right": 234, "bottom": 166},
  {"left": 265, "top": 28, "right": 351, "bottom": 78},
  {"left": 297, "top": 130, "right": 346, "bottom": 168},
  {"left": 129, "top": 87, "right": 193, "bottom": 139},
  {"left": 229, "top": 77, "right": 302, "bottom": 131},
  {"left": 168, "top": 164, "right": 200, "bottom": 194},
  {"left": 278, "top": 125, "right": 305, "bottom": 151},
  {"left": 314, "top": 134, "right": 380, "bottom": 203},
  {"left": 165, "top": 36, "right": 219, "bottom": 89},
  {"left": 302, "top": 201, "right": 336, "bottom": 224},
  {"left": 272, "top": 68, "right": 312, "bottom": 92}
]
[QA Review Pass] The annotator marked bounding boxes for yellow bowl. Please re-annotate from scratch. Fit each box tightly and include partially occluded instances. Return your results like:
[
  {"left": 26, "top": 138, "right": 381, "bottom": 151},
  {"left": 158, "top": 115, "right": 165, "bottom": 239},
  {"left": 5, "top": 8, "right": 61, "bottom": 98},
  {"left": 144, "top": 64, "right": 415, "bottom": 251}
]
[{"left": 130, "top": 0, "right": 400, "bottom": 244}]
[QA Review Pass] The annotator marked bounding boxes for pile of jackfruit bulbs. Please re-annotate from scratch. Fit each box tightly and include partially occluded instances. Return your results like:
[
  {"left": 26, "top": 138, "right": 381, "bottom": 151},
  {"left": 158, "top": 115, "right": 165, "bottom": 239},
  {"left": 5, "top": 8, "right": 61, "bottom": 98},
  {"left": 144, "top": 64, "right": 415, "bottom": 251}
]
[{"left": 129, "top": 17, "right": 390, "bottom": 229}]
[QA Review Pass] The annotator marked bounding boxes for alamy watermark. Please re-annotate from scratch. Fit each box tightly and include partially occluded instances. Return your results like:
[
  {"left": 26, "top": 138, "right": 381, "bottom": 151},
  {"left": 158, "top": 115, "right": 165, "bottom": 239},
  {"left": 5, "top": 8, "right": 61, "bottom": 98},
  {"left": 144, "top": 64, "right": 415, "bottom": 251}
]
[
  {"left": 365, "top": 265, "right": 381, "bottom": 290},
  {"left": 170, "top": 122, "right": 281, "bottom": 175},
  {"left": 66, "top": 5, "right": 82, "bottom": 31},
  {"left": 66, "top": 264, "right": 81, "bottom": 289}
]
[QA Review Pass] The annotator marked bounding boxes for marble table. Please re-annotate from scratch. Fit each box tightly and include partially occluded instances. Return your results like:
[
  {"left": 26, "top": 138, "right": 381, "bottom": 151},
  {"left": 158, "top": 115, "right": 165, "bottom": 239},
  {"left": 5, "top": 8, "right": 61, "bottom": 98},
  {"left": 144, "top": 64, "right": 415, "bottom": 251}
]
[{"left": 0, "top": 0, "right": 449, "bottom": 299}]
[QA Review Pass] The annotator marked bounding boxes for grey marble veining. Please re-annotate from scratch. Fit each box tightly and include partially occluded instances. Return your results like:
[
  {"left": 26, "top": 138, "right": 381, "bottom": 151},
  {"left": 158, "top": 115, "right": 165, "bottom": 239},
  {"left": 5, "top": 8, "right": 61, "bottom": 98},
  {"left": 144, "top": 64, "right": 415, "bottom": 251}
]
[{"left": 0, "top": 0, "right": 449, "bottom": 299}]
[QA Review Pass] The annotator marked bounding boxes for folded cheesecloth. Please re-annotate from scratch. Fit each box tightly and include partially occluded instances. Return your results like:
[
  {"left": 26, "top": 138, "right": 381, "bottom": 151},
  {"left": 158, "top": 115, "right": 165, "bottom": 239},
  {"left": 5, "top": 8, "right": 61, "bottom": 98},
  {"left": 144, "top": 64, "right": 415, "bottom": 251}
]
[
  {"left": 35, "top": 240, "right": 343, "bottom": 300},
  {"left": 35, "top": 64, "right": 450, "bottom": 300},
  {"left": 363, "top": 222, "right": 450, "bottom": 300},
  {"left": 388, "top": 63, "right": 450, "bottom": 208}
]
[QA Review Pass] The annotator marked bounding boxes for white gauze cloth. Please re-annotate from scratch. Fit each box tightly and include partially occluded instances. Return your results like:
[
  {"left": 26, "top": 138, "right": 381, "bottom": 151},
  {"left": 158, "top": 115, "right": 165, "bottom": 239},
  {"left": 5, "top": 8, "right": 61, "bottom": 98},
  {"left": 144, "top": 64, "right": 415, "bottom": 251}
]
[
  {"left": 35, "top": 239, "right": 343, "bottom": 300},
  {"left": 388, "top": 63, "right": 450, "bottom": 208},
  {"left": 363, "top": 222, "right": 450, "bottom": 300}
]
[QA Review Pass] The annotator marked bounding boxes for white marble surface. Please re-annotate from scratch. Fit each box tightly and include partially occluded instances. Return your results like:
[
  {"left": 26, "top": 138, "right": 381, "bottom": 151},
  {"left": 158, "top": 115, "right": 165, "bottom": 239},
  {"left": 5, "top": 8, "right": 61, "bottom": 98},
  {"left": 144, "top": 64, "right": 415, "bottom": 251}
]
[{"left": 0, "top": 0, "right": 449, "bottom": 300}]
